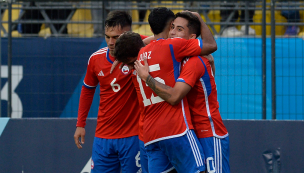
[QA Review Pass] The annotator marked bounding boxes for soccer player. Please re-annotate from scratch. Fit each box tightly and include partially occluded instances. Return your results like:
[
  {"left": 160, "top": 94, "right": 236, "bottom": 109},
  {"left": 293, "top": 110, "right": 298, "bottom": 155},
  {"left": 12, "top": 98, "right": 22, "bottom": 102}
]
[
  {"left": 73, "top": 11, "right": 147, "bottom": 173},
  {"left": 135, "top": 12, "right": 230, "bottom": 173},
  {"left": 114, "top": 7, "right": 217, "bottom": 173}
]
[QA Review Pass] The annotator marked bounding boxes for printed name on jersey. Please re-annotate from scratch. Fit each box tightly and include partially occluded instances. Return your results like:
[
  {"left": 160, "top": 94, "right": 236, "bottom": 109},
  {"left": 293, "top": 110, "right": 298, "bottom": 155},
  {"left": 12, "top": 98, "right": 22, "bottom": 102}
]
[
  {"left": 182, "top": 57, "right": 190, "bottom": 66},
  {"left": 121, "top": 65, "right": 131, "bottom": 75},
  {"left": 139, "top": 51, "right": 152, "bottom": 62},
  {"left": 98, "top": 70, "right": 104, "bottom": 76}
]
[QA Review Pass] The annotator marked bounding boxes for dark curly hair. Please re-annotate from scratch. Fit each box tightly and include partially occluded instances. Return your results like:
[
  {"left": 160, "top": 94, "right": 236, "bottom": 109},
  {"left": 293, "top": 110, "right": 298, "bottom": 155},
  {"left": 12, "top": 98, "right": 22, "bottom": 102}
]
[
  {"left": 148, "top": 7, "right": 175, "bottom": 35},
  {"left": 175, "top": 12, "right": 201, "bottom": 38},
  {"left": 105, "top": 11, "right": 132, "bottom": 29},
  {"left": 114, "top": 31, "right": 145, "bottom": 64}
]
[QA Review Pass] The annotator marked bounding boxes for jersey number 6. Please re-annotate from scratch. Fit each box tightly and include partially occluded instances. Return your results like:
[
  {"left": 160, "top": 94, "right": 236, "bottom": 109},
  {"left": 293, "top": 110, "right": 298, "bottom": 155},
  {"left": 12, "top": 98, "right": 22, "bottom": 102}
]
[{"left": 110, "top": 78, "right": 121, "bottom": 92}]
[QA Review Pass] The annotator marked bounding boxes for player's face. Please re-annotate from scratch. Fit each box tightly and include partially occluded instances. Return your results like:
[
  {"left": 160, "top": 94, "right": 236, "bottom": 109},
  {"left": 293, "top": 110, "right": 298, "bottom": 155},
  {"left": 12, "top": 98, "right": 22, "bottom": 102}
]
[
  {"left": 126, "top": 56, "right": 137, "bottom": 69},
  {"left": 169, "top": 17, "right": 195, "bottom": 40},
  {"left": 105, "top": 25, "right": 131, "bottom": 56},
  {"left": 124, "top": 57, "right": 137, "bottom": 70}
]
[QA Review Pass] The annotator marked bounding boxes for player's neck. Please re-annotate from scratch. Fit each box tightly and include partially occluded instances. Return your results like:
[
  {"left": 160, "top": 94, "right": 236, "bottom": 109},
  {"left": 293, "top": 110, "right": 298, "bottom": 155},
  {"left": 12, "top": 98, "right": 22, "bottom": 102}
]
[{"left": 154, "top": 32, "right": 168, "bottom": 40}]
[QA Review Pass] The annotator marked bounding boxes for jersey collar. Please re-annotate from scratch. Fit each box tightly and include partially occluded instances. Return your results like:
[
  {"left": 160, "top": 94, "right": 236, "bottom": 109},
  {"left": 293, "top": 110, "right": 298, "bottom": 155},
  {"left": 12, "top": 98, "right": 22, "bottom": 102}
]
[{"left": 106, "top": 48, "right": 114, "bottom": 64}]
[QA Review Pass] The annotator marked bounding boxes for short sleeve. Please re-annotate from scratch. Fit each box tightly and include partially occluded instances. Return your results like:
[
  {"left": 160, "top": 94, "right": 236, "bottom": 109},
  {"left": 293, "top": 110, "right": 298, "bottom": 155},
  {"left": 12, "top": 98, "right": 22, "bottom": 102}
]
[
  {"left": 177, "top": 57, "right": 205, "bottom": 87},
  {"left": 140, "top": 35, "right": 149, "bottom": 40},
  {"left": 168, "top": 38, "right": 203, "bottom": 62}
]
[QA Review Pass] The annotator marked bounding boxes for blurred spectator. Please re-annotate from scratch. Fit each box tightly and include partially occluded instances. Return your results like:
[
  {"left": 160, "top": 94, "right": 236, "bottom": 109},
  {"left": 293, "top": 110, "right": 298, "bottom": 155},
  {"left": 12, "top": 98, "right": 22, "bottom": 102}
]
[
  {"left": 220, "top": 2, "right": 256, "bottom": 37},
  {"left": 137, "top": 1, "right": 147, "bottom": 22},
  {"left": 18, "top": 2, "right": 72, "bottom": 34},
  {"left": 280, "top": 3, "right": 300, "bottom": 36}
]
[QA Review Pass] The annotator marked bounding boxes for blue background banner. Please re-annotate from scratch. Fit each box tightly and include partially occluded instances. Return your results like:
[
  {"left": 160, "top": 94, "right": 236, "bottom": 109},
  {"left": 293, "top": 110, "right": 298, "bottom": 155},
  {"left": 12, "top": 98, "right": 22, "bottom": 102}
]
[{"left": 0, "top": 38, "right": 303, "bottom": 119}]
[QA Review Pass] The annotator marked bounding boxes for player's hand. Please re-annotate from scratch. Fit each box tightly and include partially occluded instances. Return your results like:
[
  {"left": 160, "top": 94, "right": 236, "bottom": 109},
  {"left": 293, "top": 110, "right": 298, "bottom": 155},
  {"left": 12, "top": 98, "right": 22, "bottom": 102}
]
[
  {"left": 182, "top": 11, "right": 202, "bottom": 20},
  {"left": 110, "top": 60, "right": 125, "bottom": 74},
  {"left": 204, "top": 54, "right": 214, "bottom": 65},
  {"left": 134, "top": 57, "right": 149, "bottom": 82},
  {"left": 182, "top": 10, "right": 204, "bottom": 25},
  {"left": 74, "top": 127, "right": 85, "bottom": 149}
]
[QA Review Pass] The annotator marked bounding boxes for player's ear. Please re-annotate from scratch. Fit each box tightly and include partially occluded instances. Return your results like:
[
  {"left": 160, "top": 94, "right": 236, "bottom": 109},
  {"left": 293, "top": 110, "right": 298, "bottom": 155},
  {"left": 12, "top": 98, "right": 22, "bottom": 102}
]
[{"left": 189, "top": 34, "right": 196, "bottom": 39}]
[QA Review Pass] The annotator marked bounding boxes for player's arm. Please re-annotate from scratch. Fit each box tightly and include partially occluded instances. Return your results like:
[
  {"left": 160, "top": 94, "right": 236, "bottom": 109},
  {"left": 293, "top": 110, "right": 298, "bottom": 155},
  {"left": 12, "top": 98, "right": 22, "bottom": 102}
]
[
  {"left": 74, "top": 57, "right": 98, "bottom": 149},
  {"left": 74, "top": 86, "right": 95, "bottom": 149},
  {"left": 190, "top": 11, "right": 217, "bottom": 56},
  {"left": 143, "top": 35, "right": 154, "bottom": 45},
  {"left": 204, "top": 54, "right": 215, "bottom": 76},
  {"left": 134, "top": 58, "right": 191, "bottom": 105}
]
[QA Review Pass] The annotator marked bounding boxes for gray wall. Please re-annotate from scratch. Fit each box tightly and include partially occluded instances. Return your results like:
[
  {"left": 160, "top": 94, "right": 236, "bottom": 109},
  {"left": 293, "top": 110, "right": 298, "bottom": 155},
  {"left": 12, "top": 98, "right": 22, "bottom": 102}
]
[{"left": 0, "top": 119, "right": 303, "bottom": 173}]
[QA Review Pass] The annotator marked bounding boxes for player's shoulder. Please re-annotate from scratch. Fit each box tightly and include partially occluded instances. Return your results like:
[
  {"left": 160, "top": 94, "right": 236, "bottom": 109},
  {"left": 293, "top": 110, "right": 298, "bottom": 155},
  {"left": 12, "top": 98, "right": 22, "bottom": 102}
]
[
  {"left": 199, "top": 56, "right": 211, "bottom": 66},
  {"left": 151, "top": 37, "right": 184, "bottom": 45},
  {"left": 165, "top": 37, "right": 186, "bottom": 43},
  {"left": 182, "top": 56, "right": 207, "bottom": 67},
  {"left": 88, "top": 47, "right": 108, "bottom": 64}
]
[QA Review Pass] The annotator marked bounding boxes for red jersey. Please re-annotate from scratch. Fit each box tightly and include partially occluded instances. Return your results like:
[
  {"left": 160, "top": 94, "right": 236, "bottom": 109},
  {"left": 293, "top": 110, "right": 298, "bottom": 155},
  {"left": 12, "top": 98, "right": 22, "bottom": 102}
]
[
  {"left": 134, "top": 38, "right": 203, "bottom": 145},
  {"left": 177, "top": 56, "right": 228, "bottom": 138},
  {"left": 131, "top": 71, "right": 145, "bottom": 141},
  {"left": 77, "top": 47, "right": 140, "bottom": 139}
]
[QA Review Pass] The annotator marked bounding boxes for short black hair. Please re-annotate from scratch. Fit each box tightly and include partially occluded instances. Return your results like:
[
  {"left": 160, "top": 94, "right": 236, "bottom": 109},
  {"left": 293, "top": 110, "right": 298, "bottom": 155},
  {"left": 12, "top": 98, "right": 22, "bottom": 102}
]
[
  {"left": 114, "top": 31, "right": 145, "bottom": 63},
  {"left": 175, "top": 12, "right": 201, "bottom": 38},
  {"left": 148, "top": 7, "right": 175, "bottom": 35},
  {"left": 105, "top": 10, "right": 132, "bottom": 29}
]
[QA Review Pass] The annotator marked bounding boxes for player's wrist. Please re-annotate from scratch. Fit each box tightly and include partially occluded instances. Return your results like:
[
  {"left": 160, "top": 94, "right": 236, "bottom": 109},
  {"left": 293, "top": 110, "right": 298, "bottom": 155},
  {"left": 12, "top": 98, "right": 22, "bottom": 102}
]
[{"left": 143, "top": 74, "right": 151, "bottom": 83}]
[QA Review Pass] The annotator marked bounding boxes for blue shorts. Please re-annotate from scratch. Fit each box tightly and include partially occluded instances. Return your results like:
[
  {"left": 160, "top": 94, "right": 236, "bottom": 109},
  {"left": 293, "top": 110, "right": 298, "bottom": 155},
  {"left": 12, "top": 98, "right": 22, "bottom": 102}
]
[
  {"left": 140, "top": 139, "right": 174, "bottom": 173},
  {"left": 139, "top": 140, "right": 149, "bottom": 173},
  {"left": 91, "top": 136, "right": 141, "bottom": 173},
  {"left": 145, "top": 130, "right": 205, "bottom": 173},
  {"left": 199, "top": 136, "right": 230, "bottom": 173}
]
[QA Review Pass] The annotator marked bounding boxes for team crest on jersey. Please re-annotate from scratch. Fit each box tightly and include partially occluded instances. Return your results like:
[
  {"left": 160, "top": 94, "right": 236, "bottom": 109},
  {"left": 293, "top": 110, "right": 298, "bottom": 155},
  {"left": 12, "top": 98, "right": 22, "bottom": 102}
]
[
  {"left": 121, "top": 65, "right": 131, "bottom": 75},
  {"left": 133, "top": 70, "right": 137, "bottom": 75},
  {"left": 91, "top": 159, "right": 94, "bottom": 169}
]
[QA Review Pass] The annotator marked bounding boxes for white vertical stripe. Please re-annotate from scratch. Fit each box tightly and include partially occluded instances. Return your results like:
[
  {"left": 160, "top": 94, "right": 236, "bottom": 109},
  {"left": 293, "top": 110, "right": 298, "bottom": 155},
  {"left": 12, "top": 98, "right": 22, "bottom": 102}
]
[
  {"left": 213, "top": 137, "right": 218, "bottom": 173},
  {"left": 189, "top": 131, "right": 204, "bottom": 166},
  {"left": 187, "top": 132, "right": 199, "bottom": 167},
  {"left": 181, "top": 99, "right": 189, "bottom": 130},
  {"left": 219, "top": 138, "right": 222, "bottom": 173},
  {"left": 200, "top": 78, "right": 217, "bottom": 137},
  {"left": 216, "top": 138, "right": 220, "bottom": 173}
]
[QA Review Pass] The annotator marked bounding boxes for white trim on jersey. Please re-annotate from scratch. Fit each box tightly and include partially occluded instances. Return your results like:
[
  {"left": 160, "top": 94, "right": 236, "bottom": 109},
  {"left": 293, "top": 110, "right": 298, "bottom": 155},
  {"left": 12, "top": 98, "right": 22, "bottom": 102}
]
[
  {"left": 181, "top": 99, "right": 190, "bottom": 130},
  {"left": 200, "top": 78, "right": 229, "bottom": 139},
  {"left": 161, "top": 167, "right": 175, "bottom": 173},
  {"left": 144, "top": 98, "right": 191, "bottom": 146},
  {"left": 144, "top": 129, "right": 188, "bottom": 146},
  {"left": 83, "top": 81, "right": 98, "bottom": 88},
  {"left": 88, "top": 47, "right": 108, "bottom": 65},
  {"left": 187, "top": 130, "right": 204, "bottom": 167}
]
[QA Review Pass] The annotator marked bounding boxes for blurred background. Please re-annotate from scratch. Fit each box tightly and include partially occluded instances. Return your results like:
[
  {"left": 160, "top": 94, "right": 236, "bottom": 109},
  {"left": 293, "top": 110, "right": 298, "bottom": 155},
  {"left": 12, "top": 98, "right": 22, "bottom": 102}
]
[
  {"left": 0, "top": 0, "right": 303, "bottom": 120},
  {"left": 0, "top": 1, "right": 303, "bottom": 173}
]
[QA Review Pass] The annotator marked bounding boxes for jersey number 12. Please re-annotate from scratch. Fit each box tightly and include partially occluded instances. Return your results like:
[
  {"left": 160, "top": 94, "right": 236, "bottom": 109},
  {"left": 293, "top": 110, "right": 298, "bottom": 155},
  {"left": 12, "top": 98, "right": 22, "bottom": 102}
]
[{"left": 137, "top": 64, "right": 165, "bottom": 107}]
